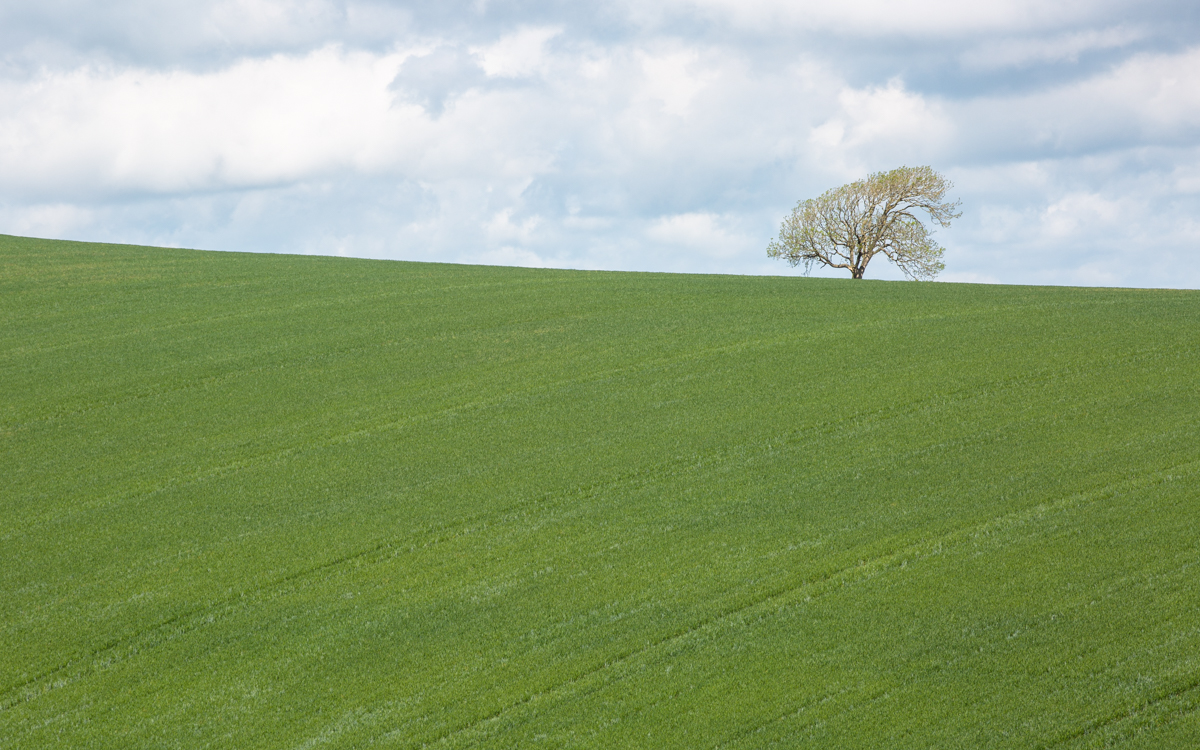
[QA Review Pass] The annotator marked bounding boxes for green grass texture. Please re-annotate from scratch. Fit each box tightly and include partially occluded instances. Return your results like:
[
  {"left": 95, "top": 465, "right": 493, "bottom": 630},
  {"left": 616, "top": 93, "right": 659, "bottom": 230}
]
[{"left": 3, "top": 233, "right": 1199, "bottom": 748}]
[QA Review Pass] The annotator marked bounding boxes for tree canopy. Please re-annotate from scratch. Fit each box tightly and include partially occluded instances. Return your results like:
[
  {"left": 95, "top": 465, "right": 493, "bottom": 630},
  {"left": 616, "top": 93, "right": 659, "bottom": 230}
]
[{"left": 767, "top": 166, "right": 961, "bottom": 280}]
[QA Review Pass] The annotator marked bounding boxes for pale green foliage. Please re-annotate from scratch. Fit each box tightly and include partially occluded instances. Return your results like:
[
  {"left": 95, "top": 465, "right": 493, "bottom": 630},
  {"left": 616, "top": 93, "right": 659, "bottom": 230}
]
[{"left": 768, "top": 165, "right": 961, "bottom": 280}]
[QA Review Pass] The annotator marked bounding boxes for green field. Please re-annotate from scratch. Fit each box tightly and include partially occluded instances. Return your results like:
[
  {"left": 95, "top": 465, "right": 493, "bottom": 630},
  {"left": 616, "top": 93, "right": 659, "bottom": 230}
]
[{"left": 2, "top": 232, "right": 1199, "bottom": 748}]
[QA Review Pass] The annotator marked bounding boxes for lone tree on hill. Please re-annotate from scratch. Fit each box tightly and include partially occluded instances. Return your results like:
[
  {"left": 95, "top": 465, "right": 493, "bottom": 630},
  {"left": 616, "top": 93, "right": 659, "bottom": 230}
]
[{"left": 767, "top": 165, "right": 961, "bottom": 280}]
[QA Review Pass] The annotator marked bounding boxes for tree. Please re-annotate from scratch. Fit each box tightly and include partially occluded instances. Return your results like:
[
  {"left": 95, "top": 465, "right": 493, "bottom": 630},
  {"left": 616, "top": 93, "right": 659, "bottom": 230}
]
[{"left": 767, "top": 166, "right": 961, "bottom": 280}]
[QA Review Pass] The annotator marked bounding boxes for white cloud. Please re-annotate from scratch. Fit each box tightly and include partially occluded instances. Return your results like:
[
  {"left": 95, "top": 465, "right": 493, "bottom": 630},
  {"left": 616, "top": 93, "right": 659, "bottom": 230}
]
[
  {"left": 947, "top": 47, "right": 1200, "bottom": 161},
  {"left": 646, "top": 212, "right": 747, "bottom": 259},
  {"left": 637, "top": 50, "right": 712, "bottom": 117},
  {"left": 939, "top": 270, "right": 1002, "bottom": 284},
  {"left": 0, "top": 46, "right": 413, "bottom": 197},
  {"left": 666, "top": 0, "right": 1123, "bottom": 36},
  {"left": 472, "top": 26, "right": 561, "bottom": 78},
  {"left": 207, "top": 0, "right": 347, "bottom": 46},
  {"left": 809, "top": 80, "right": 954, "bottom": 177},
  {"left": 0, "top": 202, "right": 94, "bottom": 239},
  {"left": 486, "top": 207, "right": 542, "bottom": 244},
  {"left": 1, "top": 0, "right": 1199, "bottom": 288},
  {"left": 961, "top": 26, "right": 1146, "bottom": 69},
  {"left": 1042, "top": 192, "right": 1125, "bottom": 238},
  {"left": 473, "top": 245, "right": 556, "bottom": 268}
]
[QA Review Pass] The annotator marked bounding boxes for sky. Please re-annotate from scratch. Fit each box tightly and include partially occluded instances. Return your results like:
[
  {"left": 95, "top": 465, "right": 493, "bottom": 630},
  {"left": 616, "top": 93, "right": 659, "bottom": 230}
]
[{"left": 2, "top": 0, "right": 1199, "bottom": 287}]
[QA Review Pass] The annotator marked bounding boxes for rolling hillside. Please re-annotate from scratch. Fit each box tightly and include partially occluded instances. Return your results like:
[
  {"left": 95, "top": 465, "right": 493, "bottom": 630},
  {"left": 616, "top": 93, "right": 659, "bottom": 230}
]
[{"left": 2, "top": 233, "right": 1199, "bottom": 747}]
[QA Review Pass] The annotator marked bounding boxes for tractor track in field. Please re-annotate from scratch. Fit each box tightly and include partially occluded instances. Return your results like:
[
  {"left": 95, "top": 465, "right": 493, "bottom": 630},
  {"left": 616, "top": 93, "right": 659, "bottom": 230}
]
[
  {"left": 401, "top": 461, "right": 1200, "bottom": 748},
  {"left": 707, "top": 684, "right": 858, "bottom": 750},
  {"left": 3, "top": 325, "right": 820, "bottom": 528},
  {"left": 7, "top": 240, "right": 1200, "bottom": 746},
  {"left": 1042, "top": 674, "right": 1200, "bottom": 748},
  {"left": 2, "top": 353, "right": 1193, "bottom": 712},
  {"left": 0, "top": 296, "right": 994, "bottom": 434},
  {"left": 3, "top": 294, "right": 1148, "bottom": 435},
  {"left": 0, "top": 299, "right": 595, "bottom": 437},
  {"left": 715, "top": 597, "right": 1200, "bottom": 749},
  {"left": 4, "top": 332, "right": 1174, "bottom": 540},
  {"left": 0, "top": 275, "right": 562, "bottom": 364}
]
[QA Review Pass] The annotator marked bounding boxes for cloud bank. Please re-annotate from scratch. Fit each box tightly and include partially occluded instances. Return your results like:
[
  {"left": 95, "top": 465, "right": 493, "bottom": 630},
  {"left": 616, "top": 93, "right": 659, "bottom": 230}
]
[{"left": 2, "top": 0, "right": 1199, "bottom": 286}]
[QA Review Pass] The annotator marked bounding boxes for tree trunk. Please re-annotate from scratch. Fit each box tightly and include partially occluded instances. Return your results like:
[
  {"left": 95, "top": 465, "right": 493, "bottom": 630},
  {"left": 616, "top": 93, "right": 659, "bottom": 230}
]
[{"left": 852, "top": 267, "right": 864, "bottom": 279}]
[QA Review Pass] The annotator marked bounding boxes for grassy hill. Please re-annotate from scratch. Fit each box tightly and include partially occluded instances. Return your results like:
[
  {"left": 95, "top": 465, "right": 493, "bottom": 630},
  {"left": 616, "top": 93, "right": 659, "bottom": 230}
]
[{"left": 2, "top": 232, "right": 1199, "bottom": 748}]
